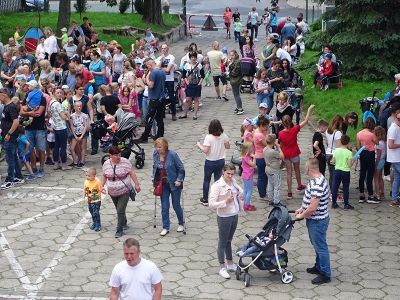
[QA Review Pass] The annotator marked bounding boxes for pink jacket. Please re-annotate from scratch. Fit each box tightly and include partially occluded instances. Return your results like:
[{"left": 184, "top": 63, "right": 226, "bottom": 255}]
[{"left": 209, "top": 177, "right": 244, "bottom": 216}]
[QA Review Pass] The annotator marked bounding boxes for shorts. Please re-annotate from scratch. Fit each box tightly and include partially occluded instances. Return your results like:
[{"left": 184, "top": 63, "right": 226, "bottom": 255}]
[
  {"left": 376, "top": 158, "right": 385, "bottom": 170},
  {"left": 213, "top": 75, "right": 227, "bottom": 87},
  {"left": 25, "top": 130, "right": 46, "bottom": 152},
  {"left": 18, "top": 152, "right": 30, "bottom": 162},
  {"left": 284, "top": 155, "right": 300, "bottom": 164}
]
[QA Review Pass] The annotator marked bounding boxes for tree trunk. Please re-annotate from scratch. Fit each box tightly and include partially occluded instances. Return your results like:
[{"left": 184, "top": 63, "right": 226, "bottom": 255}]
[
  {"left": 44, "top": 0, "right": 50, "bottom": 12},
  {"left": 143, "top": 0, "right": 164, "bottom": 26},
  {"left": 56, "top": 0, "right": 71, "bottom": 37}
]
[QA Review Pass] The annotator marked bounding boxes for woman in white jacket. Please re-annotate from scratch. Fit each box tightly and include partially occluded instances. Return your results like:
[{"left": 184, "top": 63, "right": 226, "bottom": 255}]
[{"left": 209, "top": 163, "right": 244, "bottom": 279}]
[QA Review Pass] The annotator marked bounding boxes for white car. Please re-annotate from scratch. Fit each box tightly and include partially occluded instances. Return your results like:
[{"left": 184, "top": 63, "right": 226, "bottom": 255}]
[{"left": 25, "top": 0, "right": 45, "bottom": 9}]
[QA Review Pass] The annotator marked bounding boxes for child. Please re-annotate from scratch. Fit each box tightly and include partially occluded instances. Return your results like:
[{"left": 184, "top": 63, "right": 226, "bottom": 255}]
[
  {"left": 22, "top": 80, "right": 43, "bottom": 126},
  {"left": 313, "top": 119, "right": 328, "bottom": 176},
  {"left": 59, "top": 27, "right": 69, "bottom": 46},
  {"left": 237, "top": 230, "right": 273, "bottom": 257},
  {"left": 84, "top": 167, "right": 102, "bottom": 231},
  {"left": 69, "top": 101, "right": 88, "bottom": 168},
  {"left": 233, "top": 17, "right": 242, "bottom": 42},
  {"left": 238, "top": 29, "right": 249, "bottom": 57},
  {"left": 105, "top": 114, "right": 117, "bottom": 133},
  {"left": 202, "top": 55, "right": 211, "bottom": 87},
  {"left": 374, "top": 126, "right": 386, "bottom": 201},
  {"left": 253, "top": 68, "right": 271, "bottom": 108},
  {"left": 242, "top": 118, "right": 255, "bottom": 143},
  {"left": 264, "top": 134, "right": 284, "bottom": 206},
  {"left": 241, "top": 141, "right": 257, "bottom": 211},
  {"left": 46, "top": 118, "right": 55, "bottom": 165},
  {"left": 17, "top": 126, "right": 36, "bottom": 181},
  {"left": 331, "top": 135, "right": 355, "bottom": 210}
]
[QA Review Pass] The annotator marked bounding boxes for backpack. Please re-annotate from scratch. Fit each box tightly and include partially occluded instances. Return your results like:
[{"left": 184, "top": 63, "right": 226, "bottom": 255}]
[{"left": 187, "top": 64, "right": 201, "bottom": 85}]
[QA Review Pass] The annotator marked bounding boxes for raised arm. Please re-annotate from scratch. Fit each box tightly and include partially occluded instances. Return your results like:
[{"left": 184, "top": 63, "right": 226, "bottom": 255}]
[{"left": 299, "top": 104, "right": 315, "bottom": 129}]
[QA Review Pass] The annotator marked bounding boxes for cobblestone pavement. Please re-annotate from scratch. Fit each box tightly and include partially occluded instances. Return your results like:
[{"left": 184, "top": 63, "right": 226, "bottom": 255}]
[{"left": 1, "top": 31, "right": 400, "bottom": 300}]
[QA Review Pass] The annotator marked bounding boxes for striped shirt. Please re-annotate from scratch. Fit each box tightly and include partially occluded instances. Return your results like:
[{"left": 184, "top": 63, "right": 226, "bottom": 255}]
[{"left": 301, "top": 175, "right": 330, "bottom": 220}]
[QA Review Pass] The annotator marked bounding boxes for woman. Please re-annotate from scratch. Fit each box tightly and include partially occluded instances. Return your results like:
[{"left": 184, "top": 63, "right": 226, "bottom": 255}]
[
  {"left": 101, "top": 146, "right": 141, "bottom": 238},
  {"left": 44, "top": 27, "right": 58, "bottom": 67},
  {"left": 342, "top": 111, "right": 358, "bottom": 135},
  {"left": 253, "top": 118, "right": 270, "bottom": 201},
  {"left": 39, "top": 59, "right": 55, "bottom": 84},
  {"left": 89, "top": 50, "right": 106, "bottom": 93},
  {"left": 35, "top": 36, "right": 46, "bottom": 61},
  {"left": 228, "top": 50, "right": 244, "bottom": 115},
  {"left": 357, "top": 117, "right": 378, "bottom": 203},
  {"left": 325, "top": 115, "right": 344, "bottom": 189},
  {"left": 223, "top": 7, "right": 232, "bottom": 39},
  {"left": 261, "top": 35, "right": 277, "bottom": 69},
  {"left": 247, "top": 7, "right": 259, "bottom": 41},
  {"left": 209, "top": 163, "right": 244, "bottom": 279},
  {"left": 241, "top": 36, "right": 257, "bottom": 81},
  {"left": 118, "top": 61, "right": 136, "bottom": 89},
  {"left": 152, "top": 138, "right": 185, "bottom": 236},
  {"left": 267, "top": 58, "right": 284, "bottom": 105},
  {"left": 279, "top": 105, "right": 315, "bottom": 199},
  {"left": 179, "top": 52, "right": 204, "bottom": 120},
  {"left": 97, "top": 41, "right": 112, "bottom": 62},
  {"left": 282, "top": 58, "right": 294, "bottom": 88},
  {"left": 196, "top": 119, "right": 230, "bottom": 206},
  {"left": 112, "top": 45, "right": 127, "bottom": 83},
  {"left": 49, "top": 88, "right": 69, "bottom": 170}
]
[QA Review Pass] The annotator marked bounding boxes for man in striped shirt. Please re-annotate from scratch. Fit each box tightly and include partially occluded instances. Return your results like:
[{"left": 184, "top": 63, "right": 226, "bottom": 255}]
[{"left": 295, "top": 158, "right": 331, "bottom": 285}]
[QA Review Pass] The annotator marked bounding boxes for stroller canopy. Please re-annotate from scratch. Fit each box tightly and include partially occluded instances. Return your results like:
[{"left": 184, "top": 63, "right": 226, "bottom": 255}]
[
  {"left": 115, "top": 108, "right": 138, "bottom": 132},
  {"left": 24, "top": 27, "right": 44, "bottom": 53},
  {"left": 263, "top": 206, "right": 293, "bottom": 242}
]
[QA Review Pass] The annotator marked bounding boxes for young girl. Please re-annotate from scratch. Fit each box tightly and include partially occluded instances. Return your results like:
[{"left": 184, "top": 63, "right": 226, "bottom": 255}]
[
  {"left": 105, "top": 59, "right": 112, "bottom": 85},
  {"left": 119, "top": 86, "right": 134, "bottom": 113},
  {"left": 242, "top": 118, "right": 255, "bottom": 143},
  {"left": 374, "top": 126, "right": 386, "bottom": 201},
  {"left": 223, "top": 7, "right": 232, "bottom": 39},
  {"left": 241, "top": 142, "right": 256, "bottom": 211},
  {"left": 202, "top": 55, "right": 211, "bottom": 87},
  {"left": 253, "top": 68, "right": 271, "bottom": 109},
  {"left": 69, "top": 101, "right": 88, "bottom": 168}
]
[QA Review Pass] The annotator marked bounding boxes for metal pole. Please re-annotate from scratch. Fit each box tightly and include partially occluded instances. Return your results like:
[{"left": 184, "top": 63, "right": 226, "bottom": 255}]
[
  {"left": 182, "top": 0, "right": 187, "bottom": 36},
  {"left": 312, "top": 5, "right": 315, "bottom": 23},
  {"left": 305, "top": 0, "right": 309, "bottom": 23}
]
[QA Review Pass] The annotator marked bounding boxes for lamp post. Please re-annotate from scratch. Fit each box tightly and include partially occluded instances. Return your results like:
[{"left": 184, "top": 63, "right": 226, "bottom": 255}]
[{"left": 182, "top": 0, "right": 187, "bottom": 36}]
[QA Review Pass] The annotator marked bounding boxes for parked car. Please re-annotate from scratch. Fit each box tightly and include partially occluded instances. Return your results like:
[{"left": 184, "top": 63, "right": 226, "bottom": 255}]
[{"left": 25, "top": 0, "right": 45, "bottom": 10}]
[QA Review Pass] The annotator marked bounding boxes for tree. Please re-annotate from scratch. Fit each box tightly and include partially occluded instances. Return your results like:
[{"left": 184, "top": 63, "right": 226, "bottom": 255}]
[
  {"left": 99, "top": 0, "right": 118, "bottom": 7},
  {"left": 74, "top": 0, "right": 89, "bottom": 18},
  {"left": 319, "top": 0, "right": 400, "bottom": 80},
  {"left": 56, "top": 0, "right": 71, "bottom": 37},
  {"left": 119, "top": 0, "right": 130, "bottom": 14},
  {"left": 143, "top": 0, "right": 164, "bottom": 26}
]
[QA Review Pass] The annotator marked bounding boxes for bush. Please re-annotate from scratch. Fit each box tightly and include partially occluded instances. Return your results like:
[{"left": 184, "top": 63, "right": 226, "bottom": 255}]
[
  {"left": 134, "top": 0, "right": 144, "bottom": 15},
  {"left": 74, "top": 0, "right": 89, "bottom": 18},
  {"left": 119, "top": 0, "right": 130, "bottom": 14}
]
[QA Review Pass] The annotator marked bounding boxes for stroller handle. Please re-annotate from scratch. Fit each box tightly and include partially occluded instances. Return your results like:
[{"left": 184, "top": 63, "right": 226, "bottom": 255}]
[{"left": 288, "top": 210, "right": 304, "bottom": 222}]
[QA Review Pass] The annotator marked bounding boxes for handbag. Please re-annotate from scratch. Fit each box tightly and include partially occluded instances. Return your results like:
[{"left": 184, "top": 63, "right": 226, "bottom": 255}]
[
  {"left": 113, "top": 164, "right": 136, "bottom": 202},
  {"left": 153, "top": 161, "right": 166, "bottom": 196}
]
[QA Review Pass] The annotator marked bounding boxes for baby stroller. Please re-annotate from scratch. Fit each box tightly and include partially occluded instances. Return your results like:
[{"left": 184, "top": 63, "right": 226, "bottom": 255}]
[
  {"left": 283, "top": 88, "right": 303, "bottom": 125},
  {"left": 359, "top": 88, "right": 384, "bottom": 122},
  {"left": 174, "top": 70, "right": 185, "bottom": 111},
  {"left": 235, "top": 205, "right": 296, "bottom": 287},
  {"left": 93, "top": 109, "right": 145, "bottom": 169},
  {"left": 240, "top": 57, "right": 256, "bottom": 94}
]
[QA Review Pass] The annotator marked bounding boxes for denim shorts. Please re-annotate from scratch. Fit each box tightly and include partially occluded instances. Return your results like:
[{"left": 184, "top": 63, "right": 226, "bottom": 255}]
[
  {"left": 26, "top": 130, "right": 46, "bottom": 152},
  {"left": 284, "top": 155, "right": 300, "bottom": 164}
]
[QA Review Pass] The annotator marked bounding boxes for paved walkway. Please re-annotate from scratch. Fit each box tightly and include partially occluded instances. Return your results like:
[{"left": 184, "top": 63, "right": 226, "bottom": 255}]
[{"left": 0, "top": 30, "right": 399, "bottom": 300}]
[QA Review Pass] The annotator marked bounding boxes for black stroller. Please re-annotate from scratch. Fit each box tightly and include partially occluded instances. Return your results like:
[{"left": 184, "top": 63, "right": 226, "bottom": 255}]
[
  {"left": 240, "top": 57, "right": 256, "bottom": 94},
  {"left": 92, "top": 109, "right": 145, "bottom": 169},
  {"left": 235, "top": 205, "right": 296, "bottom": 287}
]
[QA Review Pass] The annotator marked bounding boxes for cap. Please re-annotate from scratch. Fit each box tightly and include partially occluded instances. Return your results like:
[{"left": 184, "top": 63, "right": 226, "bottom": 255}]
[
  {"left": 27, "top": 80, "right": 38, "bottom": 88},
  {"left": 294, "top": 88, "right": 302, "bottom": 96},
  {"left": 61, "top": 27, "right": 67, "bottom": 32},
  {"left": 67, "top": 37, "right": 74, "bottom": 42},
  {"left": 259, "top": 103, "right": 269, "bottom": 109},
  {"left": 134, "top": 58, "right": 142, "bottom": 65},
  {"left": 61, "top": 85, "right": 69, "bottom": 90},
  {"left": 242, "top": 118, "right": 254, "bottom": 127}
]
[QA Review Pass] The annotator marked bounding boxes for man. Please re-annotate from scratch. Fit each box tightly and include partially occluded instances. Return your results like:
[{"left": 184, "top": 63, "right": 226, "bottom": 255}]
[
  {"left": 63, "top": 37, "right": 78, "bottom": 59},
  {"left": 100, "top": 85, "right": 121, "bottom": 117},
  {"left": 295, "top": 158, "right": 331, "bottom": 285},
  {"left": 3, "top": 37, "right": 18, "bottom": 56},
  {"left": 137, "top": 58, "right": 165, "bottom": 143},
  {"left": 317, "top": 45, "right": 337, "bottom": 65},
  {"left": 68, "top": 20, "right": 85, "bottom": 46},
  {"left": 1, "top": 51, "right": 18, "bottom": 96},
  {"left": 207, "top": 41, "right": 228, "bottom": 101},
  {"left": 156, "top": 44, "right": 177, "bottom": 121},
  {"left": 80, "top": 16, "right": 93, "bottom": 42},
  {"left": 280, "top": 17, "right": 296, "bottom": 45},
  {"left": 0, "top": 89, "right": 24, "bottom": 189},
  {"left": 387, "top": 108, "right": 400, "bottom": 207},
  {"left": 109, "top": 238, "right": 162, "bottom": 300},
  {"left": 16, "top": 46, "right": 37, "bottom": 68},
  {"left": 86, "top": 32, "right": 100, "bottom": 48}
]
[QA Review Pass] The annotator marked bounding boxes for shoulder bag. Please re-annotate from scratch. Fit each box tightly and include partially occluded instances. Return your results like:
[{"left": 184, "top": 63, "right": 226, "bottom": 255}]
[
  {"left": 153, "top": 161, "right": 165, "bottom": 196},
  {"left": 112, "top": 163, "right": 136, "bottom": 202}
]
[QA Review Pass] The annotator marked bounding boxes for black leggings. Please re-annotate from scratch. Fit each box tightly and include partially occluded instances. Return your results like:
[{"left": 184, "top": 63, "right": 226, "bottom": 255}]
[{"left": 359, "top": 150, "right": 375, "bottom": 195}]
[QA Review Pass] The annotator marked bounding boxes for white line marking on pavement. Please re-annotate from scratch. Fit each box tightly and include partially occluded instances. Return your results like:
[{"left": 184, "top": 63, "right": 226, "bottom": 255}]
[
  {"left": 0, "top": 295, "right": 107, "bottom": 300},
  {"left": 18, "top": 186, "right": 82, "bottom": 191}
]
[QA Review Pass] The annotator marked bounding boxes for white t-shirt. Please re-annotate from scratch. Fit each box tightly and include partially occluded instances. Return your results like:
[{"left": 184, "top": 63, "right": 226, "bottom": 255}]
[
  {"left": 276, "top": 48, "right": 292, "bottom": 65},
  {"left": 180, "top": 53, "right": 204, "bottom": 70},
  {"left": 156, "top": 54, "right": 175, "bottom": 81},
  {"left": 109, "top": 258, "right": 163, "bottom": 300},
  {"left": 325, "top": 129, "right": 342, "bottom": 155},
  {"left": 387, "top": 122, "right": 400, "bottom": 163},
  {"left": 248, "top": 11, "right": 259, "bottom": 25},
  {"left": 203, "top": 133, "right": 229, "bottom": 161},
  {"left": 207, "top": 50, "right": 224, "bottom": 76}
]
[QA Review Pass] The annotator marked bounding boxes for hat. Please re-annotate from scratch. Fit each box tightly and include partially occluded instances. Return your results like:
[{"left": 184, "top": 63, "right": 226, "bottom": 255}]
[
  {"left": 259, "top": 103, "right": 269, "bottom": 109},
  {"left": 27, "top": 80, "right": 38, "bottom": 88},
  {"left": 67, "top": 37, "right": 74, "bottom": 42},
  {"left": 325, "top": 53, "right": 333, "bottom": 59},
  {"left": 134, "top": 58, "right": 142, "bottom": 65},
  {"left": 61, "top": 85, "right": 69, "bottom": 90},
  {"left": 61, "top": 27, "right": 67, "bottom": 32},
  {"left": 221, "top": 47, "right": 228, "bottom": 55},
  {"left": 294, "top": 88, "right": 303, "bottom": 96},
  {"left": 242, "top": 118, "right": 254, "bottom": 127}
]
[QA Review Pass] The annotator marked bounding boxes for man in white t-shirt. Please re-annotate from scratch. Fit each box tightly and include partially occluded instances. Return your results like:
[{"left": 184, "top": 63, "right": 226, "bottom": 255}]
[
  {"left": 207, "top": 41, "right": 228, "bottom": 101},
  {"left": 109, "top": 238, "right": 163, "bottom": 300},
  {"left": 156, "top": 44, "right": 177, "bottom": 121},
  {"left": 387, "top": 109, "right": 400, "bottom": 207},
  {"left": 276, "top": 47, "right": 292, "bottom": 65}
]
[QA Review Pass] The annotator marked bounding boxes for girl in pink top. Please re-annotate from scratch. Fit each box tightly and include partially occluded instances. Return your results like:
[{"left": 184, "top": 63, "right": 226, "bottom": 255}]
[
  {"left": 253, "top": 118, "right": 269, "bottom": 201},
  {"left": 223, "top": 7, "right": 232, "bottom": 39},
  {"left": 241, "top": 118, "right": 254, "bottom": 143},
  {"left": 356, "top": 117, "right": 378, "bottom": 202},
  {"left": 241, "top": 142, "right": 257, "bottom": 211}
]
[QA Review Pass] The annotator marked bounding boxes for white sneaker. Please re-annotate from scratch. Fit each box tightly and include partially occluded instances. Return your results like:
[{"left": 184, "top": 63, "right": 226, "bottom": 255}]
[
  {"left": 219, "top": 268, "right": 230, "bottom": 279},
  {"left": 226, "top": 263, "right": 237, "bottom": 272},
  {"left": 160, "top": 229, "right": 169, "bottom": 236},
  {"left": 254, "top": 38, "right": 259, "bottom": 42},
  {"left": 177, "top": 225, "right": 184, "bottom": 232},
  {"left": 384, "top": 175, "right": 391, "bottom": 182}
]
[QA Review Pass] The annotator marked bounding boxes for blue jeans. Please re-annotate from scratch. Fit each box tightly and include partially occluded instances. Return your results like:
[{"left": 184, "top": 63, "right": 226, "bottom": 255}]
[
  {"left": 256, "top": 158, "right": 268, "bottom": 198},
  {"left": 332, "top": 170, "right": 350, "bottom": 205},
  {"left": 306, "top": 217, "right": 331, "bottom": 277},
  {"left": 161, "top": 182, "right": 184, "bottom": 230},
  {"left": 391, "top": 162, "right": 400, "bottom": 202},
  {"left": 203, "top": 159, "right": 225, "bottom": 201},
  {"left": 242, "top": 178, "right": 253, "bottom": 206},
  {"left": 3, "top": 140, "right": 22, "bottom": 182},
  {"left": 53, "top": 128, "right": 68, "bottom": 163},
  {"left": 88, "top": 202, "right": 101, "bottom": 226},
  {"left": 25, "top": 129, "right": 46, "bottom": 152},
  {"left": 256, "top": 93, "right": 268, "bottom": 107}
]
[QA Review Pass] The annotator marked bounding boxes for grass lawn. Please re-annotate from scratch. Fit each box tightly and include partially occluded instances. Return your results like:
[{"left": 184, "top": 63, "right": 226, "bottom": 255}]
[
  {"left": 296, "top": 51, "right": 393, "bottom": 141},
  {"left": 0, "top": 12, "right": 181, "bottom": 52}
]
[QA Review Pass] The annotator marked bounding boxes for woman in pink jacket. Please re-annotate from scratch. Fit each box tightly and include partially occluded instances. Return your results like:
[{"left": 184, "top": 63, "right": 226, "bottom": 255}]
[{"left": 209, "top": 163, "right": 244, "bottom": 279}]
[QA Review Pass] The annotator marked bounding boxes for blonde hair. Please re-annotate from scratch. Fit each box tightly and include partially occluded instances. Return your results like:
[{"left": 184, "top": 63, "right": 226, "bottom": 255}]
[
  {"left": 374, "top": 126, "right": 386, "bottom": 141},
  {"left": 86, "top": 167, "right": 96, "bottom": 175},
  {"left": 240, "top": 141, "right": 253, "bottom": 157},
  {"left": 266, "top": 134, "right": 276, "bottom": 146},
  {"left": 278, "top": 92, "right": 289, "bottom": 102},
  {"left": 154, "top": 137, "right": 169, "bottom": 151},
  {"left": 39, "top": 59, "right": 52, "bottom": 73}
]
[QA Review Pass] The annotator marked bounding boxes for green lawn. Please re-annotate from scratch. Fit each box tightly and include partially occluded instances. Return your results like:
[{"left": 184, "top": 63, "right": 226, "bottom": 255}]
[
  {"left": 0, "top": 12, "right": 181, "bottom": 52},
  {"left": 296, "top": 51, "right": 393, "bottom": 141}
]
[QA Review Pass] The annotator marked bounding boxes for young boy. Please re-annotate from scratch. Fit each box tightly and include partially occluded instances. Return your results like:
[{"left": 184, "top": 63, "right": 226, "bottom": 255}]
[
  {"left": 22, "top": 80, "right": 43, "bottom": 126},
  {"left": 331, "top": 135, "right": 355, "bottom": 210},
  {"left": 233, "top": 17, "right": 242, "bottom": 42},
  {"left": 312, "top": 119, "right": 328, "bottom": 176},
  {"left": 264, "top": 134, "right": 284, "bottom": 206},
  {"left": 17, "top": 126, "right": 36, "bottom": 181},
  {"left": 84, "top": 167, "right": 102, "bottom": 231}
]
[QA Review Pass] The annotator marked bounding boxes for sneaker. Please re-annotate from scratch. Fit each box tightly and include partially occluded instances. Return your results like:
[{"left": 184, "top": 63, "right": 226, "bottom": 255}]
[
  {"left": 287, "top": 192, "right": 293, "bottom": 200},
  {"left": 297, "top": 184, "right": 306, "bottom": 191},
  {"left": 226, "top": 263, "right": 237, "bottom": 272},
  {"left": 32, "top": 168, "right": 38, "bottom": 174},
  {"left": 95, "top": 225, "right": 102, "bottom": 232},
  {"left": 359, "top": 195, "right": 366, "bottom": 203},
  {"left": 115, "top": 230, "right": 124, "bottom": 238},
  {"left": 236, "top": 108, "right": 244, "bottom": 115},
  {"left": 331, "top": 203, "right": 339, "bottom": 209},
  {"left": 13, "top": 177, "right": 25, "bottom": 184},
  {"left": 244, "top": 204, "right": 253, "bottom": 211},
  {"left": 384, "top": 175, "right": 391, "bottom": 182},
  {"left": 306, "top": 266, "right": 321, "bottom": 275},
  {"left": 337, "top": 194, "right": 344, "bottom": 202},
  {"left": 25, "top": 174, "right": 36, "bottom": 181},
  {"left": 199, "top": 198, "right": 209, "bottom": 206},
  {"left": 222, "top": 95, "right": 229, "bottom": 101},
  {"left": 324, "top": 85, "right": 329, "bottom": 91},
  {"left": 215, "top": 96, "right": 222, "bottom": 100},
  {"left": 1, "top": 181, "right": 14, "bottom": 190},
  {"left": 254, "top": 38, "right": 259, "bottom": 42},
  {"left": 76, "top": 162, "right": 85, "bottom": 168},
  {"left": 219, "top": 267, "right": 230, "bottom": 279},
  {"left": 90, "top": 223, "right": 96, "bottom": 230},
  {"left": 236, "top": 250, "right": 244, "bottom": 257},
  {"left": 45, "top": 158, "right": 54, "bottom": 165},
  {"left": 160, "top": 229, "right": 169, "bottom": 236},
  {"left": 177, "top": 225, "right": 184, "bottom": 232},
  {"left": 268, "top": 201, "right": 274, "bottom": 206},
  {"left": 123, "top": 224, "right": 129, "bottom": 230},
  {"left": 367, "top": 196, "right": 381, "bottom": 204},
  {"left": 234, "top": 108, "right": 239, "bottom": 113},
  {"left": 90, "top": 150, "right": 98, "bottom": 155},
  {"left": 344, "top": 204, "right": 354, "bottom": 210},
  {"left": 390, "top": 201, "right": 400, "bottom": 207},
  {"left": 36, "top": 169, "right": 45, "bottom": 178},
  {"left": 248, "top": 205, "right": 257, "bottom": 211},
  {"left": 311, "top": 274, "right": 331, "bottom": 285}
]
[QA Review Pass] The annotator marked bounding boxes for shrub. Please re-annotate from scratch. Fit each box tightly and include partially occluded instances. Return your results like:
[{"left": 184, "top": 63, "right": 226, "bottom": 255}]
[
  {"left": 119, "top": 0, "right": 131, "bottom": 14},
  {"left": 134, "top": 0, "right": 144, "bottom": 15}
]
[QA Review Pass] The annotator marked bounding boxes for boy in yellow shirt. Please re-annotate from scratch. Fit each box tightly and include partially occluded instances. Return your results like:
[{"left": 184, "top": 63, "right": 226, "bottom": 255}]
[{"left": 84, "top": 167, "right": 102, "bottom": 231}]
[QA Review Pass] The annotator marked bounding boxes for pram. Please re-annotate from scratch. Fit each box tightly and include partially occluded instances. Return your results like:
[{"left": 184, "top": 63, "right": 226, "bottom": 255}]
[
  {"left": 240, "top": 58, "right": 256, "bottom": 94},
  {"left": 235, "top": 205, "right": 296, "bottom": 287},
  {"left": 174, "top": 70, "right": 185, "bottom": 111},
  {"left": 92, "top": 109, "right": 145, "bottom": 169},
  {"left": 359, "top": 88, "right": 384, "bottom": 123}
]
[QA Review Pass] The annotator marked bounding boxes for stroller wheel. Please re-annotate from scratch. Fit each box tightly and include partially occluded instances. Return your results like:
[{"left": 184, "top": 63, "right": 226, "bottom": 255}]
[
  {"left": 235, "top": 267, "right": 241, "bottom": 280},
  {"left": 240, "top": 87, "right": 244, "bottom": 93},
  {"left": 244, "top": 273, "right": 250, "bottom": 287},
  {"left": 135, "top": 158, "right": 145, "bottom": 169},
  {"left": 249, "top": 88, "right": 254, "bottom": 94},
  {"left": 101, "top": 155, "right": 109, "bottom": 165},
  {"left": 281, "top": 270, "right": 293, "bottom": 284}
]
